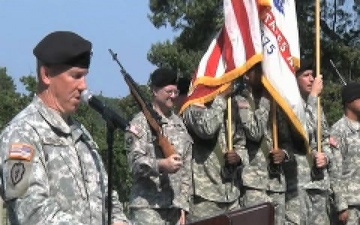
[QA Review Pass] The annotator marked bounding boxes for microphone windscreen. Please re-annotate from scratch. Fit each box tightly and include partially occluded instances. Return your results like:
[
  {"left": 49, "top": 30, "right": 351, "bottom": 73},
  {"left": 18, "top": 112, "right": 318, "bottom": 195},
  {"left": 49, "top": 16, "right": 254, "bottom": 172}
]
[{"left": 80, "top": 89, "right": 92, "bottom": 104}]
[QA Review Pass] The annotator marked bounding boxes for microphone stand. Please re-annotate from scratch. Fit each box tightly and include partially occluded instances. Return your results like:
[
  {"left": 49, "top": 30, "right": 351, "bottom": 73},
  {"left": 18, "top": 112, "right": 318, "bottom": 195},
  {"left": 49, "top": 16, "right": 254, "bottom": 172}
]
[
  {"left": 100, "top": 107, "right": 121, "bottom": 225},
  {"left": 83, "top": 93, "right": 129, "bottom": 225}
]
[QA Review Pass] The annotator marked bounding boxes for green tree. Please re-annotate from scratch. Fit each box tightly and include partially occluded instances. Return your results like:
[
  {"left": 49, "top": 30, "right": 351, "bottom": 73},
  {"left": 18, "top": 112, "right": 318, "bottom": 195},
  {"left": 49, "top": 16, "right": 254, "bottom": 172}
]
[
  {"left": 20, "top": 75, "right": 37, "bottom": 98},
  {"left": 148, "top": 0, "right": 223, "bottom": 78},
  {"left": 0, "top": 67, "right": 24, "bottom": 129},
  {"left": 147, "top": 0, "right": 360, "bottom": 126}
]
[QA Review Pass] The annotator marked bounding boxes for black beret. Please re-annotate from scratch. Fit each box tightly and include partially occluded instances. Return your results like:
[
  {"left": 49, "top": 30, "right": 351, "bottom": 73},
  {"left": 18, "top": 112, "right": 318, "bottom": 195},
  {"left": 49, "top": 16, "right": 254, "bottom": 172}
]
[
  {"left": 150, "top": 68, "right": 178, "bottom": 87},
  {"left": 341, "top": 82, "right": 360, "bottom": 104},
  {"left": 177, "top": 77, "right": 191, "bottom": 95},
  {"left": 296, "top": 59, "right": 314, "bottom": 77},
  {"left": 33, "top": 31, "right": 92, "bottom": 68}
]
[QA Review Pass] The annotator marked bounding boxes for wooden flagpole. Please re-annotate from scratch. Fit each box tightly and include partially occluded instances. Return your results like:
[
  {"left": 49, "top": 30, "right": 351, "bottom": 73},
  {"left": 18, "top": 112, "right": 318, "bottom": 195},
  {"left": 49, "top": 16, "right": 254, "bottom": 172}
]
[
  {"left": 315, "top": 0, "right": 322, "bottom": 153},
  {"left": 227, "top": 97, "right": 233, "bottom": 151},
  {"left": 272, "top": 99, "right": 278, "bottom": 150}
]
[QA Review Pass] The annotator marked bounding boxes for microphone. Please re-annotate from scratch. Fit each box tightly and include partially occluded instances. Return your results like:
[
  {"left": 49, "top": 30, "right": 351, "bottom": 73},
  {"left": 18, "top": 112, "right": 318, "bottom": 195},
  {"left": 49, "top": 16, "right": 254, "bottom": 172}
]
[{"left": 81, "top": 89, "right": 129, "bottom": 131}]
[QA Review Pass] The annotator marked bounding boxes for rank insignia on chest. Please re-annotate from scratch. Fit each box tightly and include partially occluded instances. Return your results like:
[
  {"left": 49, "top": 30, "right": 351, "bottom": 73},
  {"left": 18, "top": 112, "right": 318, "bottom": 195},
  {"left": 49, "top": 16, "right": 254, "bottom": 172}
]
[{"left": 11, "top": 162, "right": 25, "bottom": 186}]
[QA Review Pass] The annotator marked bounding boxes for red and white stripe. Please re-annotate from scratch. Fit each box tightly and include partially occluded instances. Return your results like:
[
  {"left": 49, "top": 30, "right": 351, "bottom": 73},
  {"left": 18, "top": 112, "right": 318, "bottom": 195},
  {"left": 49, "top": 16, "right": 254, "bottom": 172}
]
[{"left": 181, "top": 0, "right": 267, "bottom": 112}]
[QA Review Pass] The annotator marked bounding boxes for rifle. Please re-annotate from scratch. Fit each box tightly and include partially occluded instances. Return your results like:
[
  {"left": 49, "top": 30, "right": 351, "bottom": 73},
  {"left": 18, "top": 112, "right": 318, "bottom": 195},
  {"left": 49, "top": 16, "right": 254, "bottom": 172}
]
[
  {"left": 330, "top": 59, "right": 347, "bottom": 85},
  {"left": 108, "top": 49, "right": 176, "bottom": 158}
]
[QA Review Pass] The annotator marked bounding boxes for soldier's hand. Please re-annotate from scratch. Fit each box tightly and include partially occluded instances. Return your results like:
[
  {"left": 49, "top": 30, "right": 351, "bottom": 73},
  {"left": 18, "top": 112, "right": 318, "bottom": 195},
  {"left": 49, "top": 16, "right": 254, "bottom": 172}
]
[
  {"left": 179, "top": 209, "right": 186, "bottom": 225},
  {"left": 159, "top": 154, "right": 183, "bottom": 174},
  {"left": 338, "top": 209, "right": 348, "bottom": 224},
  {"left": 270, "top": 148, "right": 285, "bottom": 164},
  {"left": 224, "top": 151, "right": 241, "bottom": 165},
  {"left": 310, "top": 74, "right": 323, "bottom": 97},
  {"left": 314, "top": 152, "right": 327, "bottom": 168},
  {"left": 236, "top": 98, "right": 250, "bottom": 109}
]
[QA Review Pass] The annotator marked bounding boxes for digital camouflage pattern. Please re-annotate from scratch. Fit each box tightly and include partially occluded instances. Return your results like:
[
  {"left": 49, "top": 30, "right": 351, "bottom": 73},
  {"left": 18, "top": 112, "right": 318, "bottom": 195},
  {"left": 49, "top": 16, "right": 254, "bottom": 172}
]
[
  {"left": 284, "top": 96, "right": 331, "bottom": 191},
  {"left": 0, "top": 96, "right": 129, "bottom": 225},
  {"left": 284, "top": 95, "right": 331, "bottom": 225},
  {"left": 125, "top": 110, "right": 192, "bottom": 224},
  {"left": 130, "top": 208, "right": 181, "bottom": 225},
  {"left": 237, "top": 90, "right": 290, "bottom": 225},
  {"left": 331, "top": 115, "right": 360, "bottom": 222},
  {"left": 187, "top": 195, "right": 240, "bottom": 222},
  {"left": 285, "top": 189, "right": 329, "bottom": 225},
  {"left": 238, "top": 92, "right": 291, "bottom": 192},
  {"left": 234, "top": 92, "right": 268, "bottom": 191},
  {"left": 182, "top": 95, "right": 242, "bottom": 220}
]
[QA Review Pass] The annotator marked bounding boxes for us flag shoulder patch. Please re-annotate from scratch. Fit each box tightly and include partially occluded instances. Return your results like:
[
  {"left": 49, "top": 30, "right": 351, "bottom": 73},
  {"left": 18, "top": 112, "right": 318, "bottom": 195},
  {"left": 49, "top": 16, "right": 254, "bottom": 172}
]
[{"left": 8, "top": 143, "right": 34, "bottom": 161}]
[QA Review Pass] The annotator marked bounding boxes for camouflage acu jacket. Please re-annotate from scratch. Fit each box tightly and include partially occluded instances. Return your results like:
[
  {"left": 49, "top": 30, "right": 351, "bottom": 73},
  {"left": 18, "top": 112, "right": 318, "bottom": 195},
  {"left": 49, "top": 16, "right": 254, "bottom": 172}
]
[
  {"left": 125, "top": 111, "right": 193, "bottom": 211},
  {"left": 0, "top": 96, "right": 129, "bottom": 225},
  {"left": 284, "top": 95, "right": 332, "bottom": 191},
  {"left": 183, "top": 96, "right": 243, "bottom": 203},
  {"left": 331, "top": 116, "right": 360, "bottom": 209}
]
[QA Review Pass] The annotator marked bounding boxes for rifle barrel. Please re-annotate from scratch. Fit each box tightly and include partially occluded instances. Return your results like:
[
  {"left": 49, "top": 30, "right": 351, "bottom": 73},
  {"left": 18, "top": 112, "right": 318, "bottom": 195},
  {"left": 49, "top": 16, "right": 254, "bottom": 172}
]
[{"left": 330, "top": 59, "right": 347, "bottom": 86}]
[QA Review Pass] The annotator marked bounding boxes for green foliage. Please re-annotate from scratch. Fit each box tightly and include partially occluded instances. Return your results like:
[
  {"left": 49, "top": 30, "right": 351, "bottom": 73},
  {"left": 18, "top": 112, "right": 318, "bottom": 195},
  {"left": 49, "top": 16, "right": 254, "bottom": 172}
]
[
  {"left": 20, "top": 75, "right": 37, "bottom": 98},
  {"left": 148, "top": 0, "right": 223, "bottom": 79},
  {"left": 147, "top": 0, "right": 360, "bottom": 127},
  {"left": 0, "top": 68, "right": 28, "bottom": 130},
  {"left": 1, "top": 0, "right": 359, "bottom": 215},
  {"left": 321, "top": 81, "right": 343, "bottom": 125},
  {"left": 298, "top": 1, "right": 360, "bottom": 85}
]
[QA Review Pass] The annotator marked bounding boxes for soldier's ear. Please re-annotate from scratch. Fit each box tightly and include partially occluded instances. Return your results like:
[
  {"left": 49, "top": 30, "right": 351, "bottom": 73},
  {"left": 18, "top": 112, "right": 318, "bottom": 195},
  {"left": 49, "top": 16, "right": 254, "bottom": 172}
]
[
  {"left": 39, "top": 66, "right": 51, "bottom": 85},
  {"left": 152, "top": 86, "right": 161, "bottom": 97}
]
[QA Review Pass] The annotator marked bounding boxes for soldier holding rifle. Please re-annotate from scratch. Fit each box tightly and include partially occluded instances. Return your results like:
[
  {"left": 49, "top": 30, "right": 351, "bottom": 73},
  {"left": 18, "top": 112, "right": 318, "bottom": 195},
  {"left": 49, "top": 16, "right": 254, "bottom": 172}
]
[{"left": 124, "top": 68, "right": 193, "bottom": 225}]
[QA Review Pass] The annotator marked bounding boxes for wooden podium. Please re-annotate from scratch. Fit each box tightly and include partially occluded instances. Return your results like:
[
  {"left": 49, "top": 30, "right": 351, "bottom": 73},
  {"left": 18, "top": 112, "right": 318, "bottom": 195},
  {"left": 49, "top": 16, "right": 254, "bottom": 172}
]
[{"left": 188, "top": 202, "right": 274, "bottom": 225}]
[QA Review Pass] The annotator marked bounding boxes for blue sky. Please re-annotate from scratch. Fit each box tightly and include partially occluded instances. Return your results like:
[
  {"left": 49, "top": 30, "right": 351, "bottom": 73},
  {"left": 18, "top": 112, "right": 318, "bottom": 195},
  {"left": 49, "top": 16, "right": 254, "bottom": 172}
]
[{"left": 0, "top": 1, "right": 176, "bottom": 98}]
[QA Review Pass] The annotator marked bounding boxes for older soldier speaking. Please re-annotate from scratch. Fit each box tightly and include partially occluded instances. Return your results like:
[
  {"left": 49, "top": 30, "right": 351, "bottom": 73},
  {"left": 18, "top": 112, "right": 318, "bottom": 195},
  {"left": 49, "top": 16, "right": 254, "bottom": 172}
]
[{"left": 0, "top": 31, "right": 129, "bottom": 225}]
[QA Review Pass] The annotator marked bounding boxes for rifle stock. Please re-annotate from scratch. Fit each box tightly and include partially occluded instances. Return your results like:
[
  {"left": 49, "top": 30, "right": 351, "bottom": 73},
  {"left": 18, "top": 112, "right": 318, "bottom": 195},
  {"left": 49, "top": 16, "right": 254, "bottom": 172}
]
[{"left": 108, "top": 49, "right": 176, "bottom": 158}]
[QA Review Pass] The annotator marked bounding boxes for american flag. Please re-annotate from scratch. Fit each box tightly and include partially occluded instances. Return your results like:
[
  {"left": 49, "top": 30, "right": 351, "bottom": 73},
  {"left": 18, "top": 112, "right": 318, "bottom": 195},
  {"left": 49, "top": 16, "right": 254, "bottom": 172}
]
[
  {"left": 180, "top": 0, "right": 268, "bottom": 113},
  {"left": 179, "top": 0, "right": 308, "bottom": 152},
  {"left": 9, "top": 143, "right": 34, "bottom": 161}
]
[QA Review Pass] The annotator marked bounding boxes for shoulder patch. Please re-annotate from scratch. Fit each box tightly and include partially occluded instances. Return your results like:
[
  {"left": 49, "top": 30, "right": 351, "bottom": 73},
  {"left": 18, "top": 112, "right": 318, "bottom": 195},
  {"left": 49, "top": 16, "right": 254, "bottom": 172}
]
[
  {"left": 8, "top": 143, "right": 34, "bottom": 161},
  {"left": 127, "top": 125, "right": 144, "bottom": 138},
  {"left": 11, "top": 162, "right": 25, "bottom": 186}
]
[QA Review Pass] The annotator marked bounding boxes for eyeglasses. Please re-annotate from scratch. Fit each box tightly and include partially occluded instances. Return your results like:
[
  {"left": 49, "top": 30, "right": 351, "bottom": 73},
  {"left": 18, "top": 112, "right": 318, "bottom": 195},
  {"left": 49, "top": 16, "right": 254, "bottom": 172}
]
[{"left": 163, "top": 89, "right": 179, "bottom": 96}]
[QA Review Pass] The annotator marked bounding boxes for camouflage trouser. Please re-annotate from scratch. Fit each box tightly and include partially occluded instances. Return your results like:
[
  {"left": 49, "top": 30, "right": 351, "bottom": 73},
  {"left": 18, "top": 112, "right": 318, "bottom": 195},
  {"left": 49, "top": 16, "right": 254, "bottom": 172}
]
[
  {"left": 130, "top": 207, "right": 181, "bottom": 225},
  {"left": 187, "top": 195, "right": 240, "bottom": 223},
  {"left": 285, "top": 189, "right": 330, "bottom": 225},
  {"left": 242, "top": 187, "right": 285, "bottom": 225},
  {"left": 329, "top": 193, "right": 341, "bottom": 225},
  {"left": 347, "top": 206, "right": 360, "bottom": 225}
]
